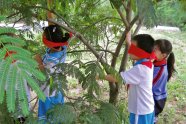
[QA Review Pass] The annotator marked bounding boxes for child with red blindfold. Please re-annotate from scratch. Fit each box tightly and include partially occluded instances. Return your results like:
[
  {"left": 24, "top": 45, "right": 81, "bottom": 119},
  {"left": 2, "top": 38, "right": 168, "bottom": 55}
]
[
  {"left": 36, "top": 24, "right": 72, "bottom": 122},
  {"left": 153, "top": 39, "right": 175, "bottom": 123},
  {"left": 102, "top": 34, "right": 156, "bottom": 124}
]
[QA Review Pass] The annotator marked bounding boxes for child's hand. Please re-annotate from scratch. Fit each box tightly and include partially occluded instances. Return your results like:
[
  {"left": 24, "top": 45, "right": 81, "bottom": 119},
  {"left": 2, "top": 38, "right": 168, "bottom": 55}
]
[
  {"left": 126, "top": 32, "right": 131, "bottom": 46},
  {"left": 96, "top": 74, "right": 117, "bottom": 83}
]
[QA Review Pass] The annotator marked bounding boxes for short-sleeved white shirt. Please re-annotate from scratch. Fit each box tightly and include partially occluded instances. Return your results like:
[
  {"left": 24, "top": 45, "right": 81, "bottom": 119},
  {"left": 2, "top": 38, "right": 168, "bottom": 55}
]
[{"left": 120, "top": 64, "right": 154, "bottom": 115}]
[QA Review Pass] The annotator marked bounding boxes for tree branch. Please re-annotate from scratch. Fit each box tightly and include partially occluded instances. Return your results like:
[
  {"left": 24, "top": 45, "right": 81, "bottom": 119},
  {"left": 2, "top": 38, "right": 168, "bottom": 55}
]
[
  {"left": 47, "top": 18, "right": 106, "bottom": 65},
  {"left": 68, "top": 49, "right": 114, "bottom": 55},
  {"left": 122, "top": 0, "right": 128, "bottom": 11},
  {"left": 116, "top": 8, "right": 129, "bottom": 28},
  {"left": 133, "top": 18, "right": 143, "bottom": 36},
  {"left": 28, "top": 5, "right": 72, "bottom": 28},
  {"left": 6, "top": 12, "right": 20, "bottom": 19}
]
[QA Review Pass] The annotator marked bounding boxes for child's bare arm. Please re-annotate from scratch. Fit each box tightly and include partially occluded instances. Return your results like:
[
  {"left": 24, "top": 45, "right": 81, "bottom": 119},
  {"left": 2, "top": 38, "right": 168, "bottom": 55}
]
[
  {"left": 34, "top": 54, "right": 44, "bottom": 71},
  {"left": 96, "top": 74, "right": 118, "bottom": 83}
]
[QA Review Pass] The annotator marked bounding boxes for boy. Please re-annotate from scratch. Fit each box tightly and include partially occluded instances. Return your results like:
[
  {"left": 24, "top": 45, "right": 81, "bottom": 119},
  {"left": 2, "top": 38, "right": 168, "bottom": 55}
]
[
  {"left": 104, "top": 34, "right": 156, "bottom": 124},
  {"left": 35, "top": 24, "right": 72, "bottom": 122}
]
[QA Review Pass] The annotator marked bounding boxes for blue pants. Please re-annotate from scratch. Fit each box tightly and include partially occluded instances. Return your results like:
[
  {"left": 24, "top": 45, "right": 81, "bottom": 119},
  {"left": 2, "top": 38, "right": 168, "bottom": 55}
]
[
  {"left": 38, "top": 92, "right": 64, "bottom": 121},
  {"left": 130, "top": 112, "right": 154, "bottom": 124}
]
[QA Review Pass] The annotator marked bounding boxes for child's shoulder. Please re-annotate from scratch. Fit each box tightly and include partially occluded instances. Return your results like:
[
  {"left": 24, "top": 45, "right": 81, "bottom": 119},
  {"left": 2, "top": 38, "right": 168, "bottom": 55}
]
[{"left": 132, "top": 64, "right": 153, "bottom": 75}]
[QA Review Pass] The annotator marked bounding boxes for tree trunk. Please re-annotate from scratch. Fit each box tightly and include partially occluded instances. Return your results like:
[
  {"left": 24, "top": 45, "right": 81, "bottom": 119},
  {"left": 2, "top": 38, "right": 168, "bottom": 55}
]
[{"left": 109, "top": 0, "right": 132, "bottom": 104}]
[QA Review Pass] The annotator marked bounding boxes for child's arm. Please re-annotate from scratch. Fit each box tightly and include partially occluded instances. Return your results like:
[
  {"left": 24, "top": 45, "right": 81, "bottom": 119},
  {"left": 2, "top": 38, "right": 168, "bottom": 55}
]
[
  {"left": 96, "top": 74, "right": 118, "bottom": 83},
  {"left": 34, "top": 54, "right": 45, "bottom": 71},
  {"left": 105, "top": 74, "right": 118, "bottom": 83}
]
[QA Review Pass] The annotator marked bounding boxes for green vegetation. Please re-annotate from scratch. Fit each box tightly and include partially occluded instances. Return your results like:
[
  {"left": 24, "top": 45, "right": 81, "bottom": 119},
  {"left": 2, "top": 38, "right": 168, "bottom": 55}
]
[{"left": 0, "top": 0, "right": 185, "bottom": 123}]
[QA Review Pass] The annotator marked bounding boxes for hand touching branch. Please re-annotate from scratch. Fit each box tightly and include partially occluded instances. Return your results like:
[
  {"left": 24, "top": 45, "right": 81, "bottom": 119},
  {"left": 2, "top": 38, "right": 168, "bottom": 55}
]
[{"left": 126, "top": 32, "right": 131, "bottom": 46}]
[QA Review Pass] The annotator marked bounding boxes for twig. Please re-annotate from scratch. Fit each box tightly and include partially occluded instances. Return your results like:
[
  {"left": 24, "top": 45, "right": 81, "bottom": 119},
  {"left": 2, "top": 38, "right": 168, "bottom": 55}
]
[
  {"left": 31, "top": 98, "right": 38, "bottom": 112},
  {"left": 116, "top": 8, "right": 129, "bottom": 28}
]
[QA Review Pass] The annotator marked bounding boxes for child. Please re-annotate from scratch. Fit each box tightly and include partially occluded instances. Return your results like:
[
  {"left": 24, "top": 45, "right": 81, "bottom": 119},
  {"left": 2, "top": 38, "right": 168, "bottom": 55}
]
[
  {"left": 105, "top": 34, "right": 156, "bottom": 124},
  {"left": 36, "top": 24, "right": 72, "bottom": 122},
  {"left": 153, "top": 39, "right": 175, "bottom": 123}
]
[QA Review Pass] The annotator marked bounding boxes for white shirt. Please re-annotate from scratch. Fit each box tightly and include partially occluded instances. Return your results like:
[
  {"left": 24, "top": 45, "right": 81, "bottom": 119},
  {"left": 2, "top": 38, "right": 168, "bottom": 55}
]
[{"left": 120, "top": 64, "right": 154, "bottom": 115}]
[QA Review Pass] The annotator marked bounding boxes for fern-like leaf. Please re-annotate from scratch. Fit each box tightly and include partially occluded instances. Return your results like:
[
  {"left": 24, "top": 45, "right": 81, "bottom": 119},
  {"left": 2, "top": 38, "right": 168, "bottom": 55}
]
[
  {"left": 0, "top": 27, "right": 17, "bottom": 35},
  {"left": 18, "top": 74, "right": 29, "bottom": 116},
  {"left": 0, "top": 58, "right": 12, "bottom": 103},
  {"left": 0, "top": 36, "right": 25, "bottom": 46},
  {"left": 11, "top": 54, "right": 38, "bottom": 68},
  {"left": 47, "top": 104, "right": 76, "bottom": 124},
  {"left": 22, "top": 71, "right": 45, "bottom": 102},
  {"left": 4, "top": 45, "right": 31, "bottom": 56},
  {"left": 18, "top": 63, "right": 46, "bottom": 81},
  {"left": 6, "top": 64, "right": 17, "bottom": 113},
  {"left": 96, "top": 102, "right": 121, "bottom": 124},
  {"left": 0, "top": 49, "right": 6, "bottom": 59},
  {"left": 56, "top": 63, "right": 85, "bottom": 84}
]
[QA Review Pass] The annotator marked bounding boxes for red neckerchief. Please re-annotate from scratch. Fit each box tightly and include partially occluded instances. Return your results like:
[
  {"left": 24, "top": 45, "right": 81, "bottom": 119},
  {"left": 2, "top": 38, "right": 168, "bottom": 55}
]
[
  {"left": 153, "top": 59, "right": 167, "bottom": 85},
  {"left": 154, "top": 59, "right": 167, "bottom": 66},
  {"left": 126, "top": 43, "right": 157, "bottom": 91},
  {"left": 4, "top": 51, "right": 17, "bottom": 63},
  {"left": 128, "top": 43, "right": 157, "bottom": 68}
]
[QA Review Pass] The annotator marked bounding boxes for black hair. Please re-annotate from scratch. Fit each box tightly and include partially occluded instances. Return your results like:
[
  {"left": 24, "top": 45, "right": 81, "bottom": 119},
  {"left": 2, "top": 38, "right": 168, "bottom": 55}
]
[
  {"left": 132, "top": 34, "right": 155, "bottom": 53},
  {"left": 43, "top": 25, "right": 70, "bottom": 43},
  {"left": 155, "top": 39, "right": 176, "bottom": 81}
]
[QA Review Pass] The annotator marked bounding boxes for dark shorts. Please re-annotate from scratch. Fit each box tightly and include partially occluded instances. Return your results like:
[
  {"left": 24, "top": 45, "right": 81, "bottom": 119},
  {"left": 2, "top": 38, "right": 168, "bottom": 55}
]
[{"left": 154, "top": 98, "right": 167, "bottom": 117}]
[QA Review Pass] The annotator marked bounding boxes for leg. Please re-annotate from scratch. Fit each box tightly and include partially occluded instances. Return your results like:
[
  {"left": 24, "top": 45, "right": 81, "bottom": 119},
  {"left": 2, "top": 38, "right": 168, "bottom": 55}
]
[{"left": 154, "top": 98, "right": 167, "bottom": 123}]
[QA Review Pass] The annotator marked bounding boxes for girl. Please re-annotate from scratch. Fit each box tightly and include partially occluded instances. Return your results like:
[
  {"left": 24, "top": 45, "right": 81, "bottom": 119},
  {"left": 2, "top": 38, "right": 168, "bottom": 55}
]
[
  {"left": 35, "top": 24, "right": 72, "bottom": 122},
  {"left": 153, "top": 39, "right": 175, "bottom": 123}
]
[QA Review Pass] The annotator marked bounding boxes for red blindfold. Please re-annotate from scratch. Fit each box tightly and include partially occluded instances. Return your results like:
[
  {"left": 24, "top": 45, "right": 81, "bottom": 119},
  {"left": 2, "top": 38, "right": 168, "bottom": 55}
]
[
  {"left": 42, "top": 35, "right": 68, "bottom": 48},
  {"left": 128, "top": 43, "right": 156, "bottom": 60}
]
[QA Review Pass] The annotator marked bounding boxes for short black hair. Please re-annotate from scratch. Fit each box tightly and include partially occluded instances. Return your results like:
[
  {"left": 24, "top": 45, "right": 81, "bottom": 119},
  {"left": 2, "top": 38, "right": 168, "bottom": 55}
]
[
  {"left": 43, "top": 25, "right": 64, "bottom": 43},
  {"left": 132, "top": 34, "right": 155, "bottom": 53}
]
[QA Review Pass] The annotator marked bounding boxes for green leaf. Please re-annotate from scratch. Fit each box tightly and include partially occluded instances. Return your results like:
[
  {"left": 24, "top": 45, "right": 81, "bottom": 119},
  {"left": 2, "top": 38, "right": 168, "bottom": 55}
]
[
  {"left": 131, "top": 0, "right": 137, "bottom": 12},
  {"left": 0, "top": 27, "right": 17, "bottom": 35},
  {"left": 0, "top": 49, "right": 6, "bottom": 59},
  {"left": 11, "top": 54, "right": 38, "bottom": 68},
  {"left": 47, "top": 104, "right": 76, "bottom": 124},
  {"left": 17, "top": 63, "right": 46, "bottom": 81},
  {"left": 97, "top": 102, "right": 121, "bottom": 124},
  {"left": 4, "top": 45, "right": 31, "bottom": 56},
  {"left": 22, "top": 71, "right": 46, "bottom": 102},
  {"left": 18, "top": 74, "right": 29, "bottom": 116},
  {"left": 6, "top": 64, "right": 17, "bottom": 113},
  {"left": 0, "top": 59, "right": 12, "bottom": 103},
  {"left": 80, "top": 112, "right": 102, "bottom": 124},
  {"left": 0, "top": 35, "right": 25, "bottom": 46},
  {"left": 110, "top": 0, "right": 122, "bottom": 9}
]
